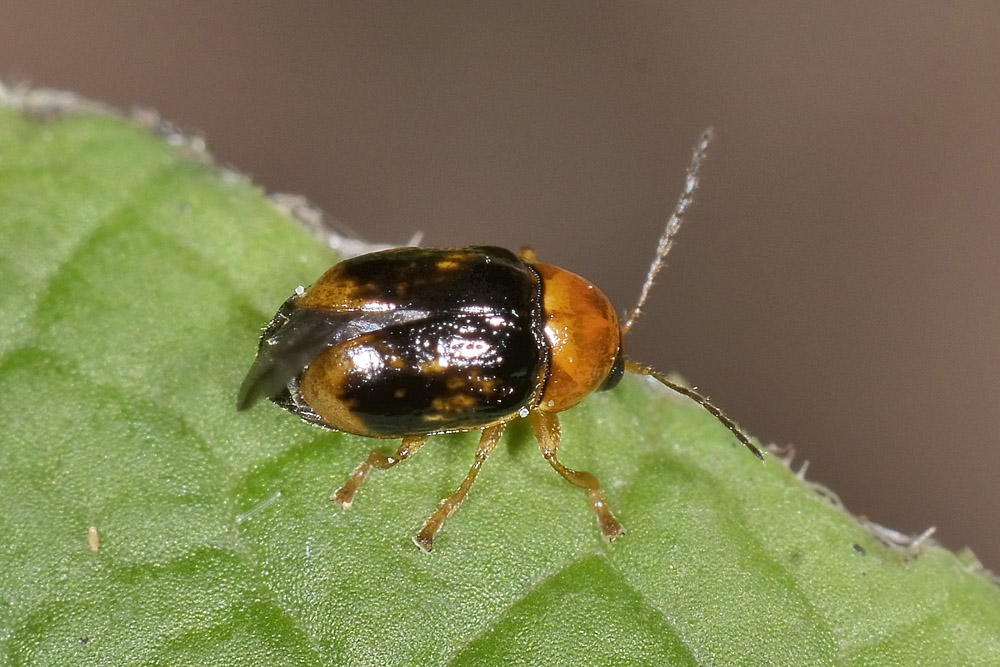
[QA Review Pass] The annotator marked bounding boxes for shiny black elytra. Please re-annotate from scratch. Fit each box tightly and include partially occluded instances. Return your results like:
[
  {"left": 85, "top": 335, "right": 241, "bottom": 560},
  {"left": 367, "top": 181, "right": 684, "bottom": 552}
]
[
  {"left": 237, "top": 130, "right": 763, "bottom": 551},
  {"left": 249, "top": 246, "right": 549, "bottom": 437}
]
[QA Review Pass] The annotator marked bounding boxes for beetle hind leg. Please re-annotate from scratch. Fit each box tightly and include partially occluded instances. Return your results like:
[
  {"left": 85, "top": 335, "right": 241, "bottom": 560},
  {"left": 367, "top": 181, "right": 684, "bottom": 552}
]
[
  {"left": 414, "top": 423, "right": 505, "bottom": 552},
  {"left": 333, "top": 434, "right": 429, "bottom": 507},
  {"left": 529, "top": 411, "right": 625, "bottom": 541}
]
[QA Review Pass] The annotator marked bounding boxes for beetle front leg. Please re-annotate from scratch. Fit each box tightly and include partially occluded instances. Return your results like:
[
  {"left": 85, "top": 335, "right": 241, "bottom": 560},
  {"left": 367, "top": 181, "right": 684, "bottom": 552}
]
[
  {"left": 414, "top": 423, "right": 506, "bottom": 552},
  {"left": 529, "top": 411, "right": 625, "bottom": 541},
  {"left": 333, "top": 434, "right": 430, "bottom": 507}
]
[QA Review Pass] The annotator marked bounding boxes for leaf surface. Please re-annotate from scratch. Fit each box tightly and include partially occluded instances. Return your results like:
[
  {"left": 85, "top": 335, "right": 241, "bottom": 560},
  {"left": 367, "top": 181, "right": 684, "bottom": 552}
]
[{"left": 2, "top": 102, "right": 999, "bottom": 666}]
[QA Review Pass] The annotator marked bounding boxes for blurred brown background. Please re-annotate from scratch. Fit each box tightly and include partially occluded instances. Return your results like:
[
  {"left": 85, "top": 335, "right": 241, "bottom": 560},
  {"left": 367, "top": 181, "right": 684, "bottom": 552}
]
[{"left": 5, "top": 2, "right": 999, "bottom": 568}]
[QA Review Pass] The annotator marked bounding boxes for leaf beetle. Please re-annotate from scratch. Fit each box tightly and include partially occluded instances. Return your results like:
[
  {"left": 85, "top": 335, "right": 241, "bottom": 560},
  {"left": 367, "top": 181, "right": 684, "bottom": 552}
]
[{"left": 237, "top": 129, "right": 763, "bottom": 551}]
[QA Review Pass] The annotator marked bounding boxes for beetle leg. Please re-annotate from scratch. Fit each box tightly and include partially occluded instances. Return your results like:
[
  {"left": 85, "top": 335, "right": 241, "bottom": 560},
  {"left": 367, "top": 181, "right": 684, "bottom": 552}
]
[
  {"left": 332, "top": 434, "right": 430, "bottom": 507},
  {"left": 414, "top": 423, "right": 506, "bottom": 552},
  {"left": 530, "top": 411, "right": 625, "bottom": 541}
]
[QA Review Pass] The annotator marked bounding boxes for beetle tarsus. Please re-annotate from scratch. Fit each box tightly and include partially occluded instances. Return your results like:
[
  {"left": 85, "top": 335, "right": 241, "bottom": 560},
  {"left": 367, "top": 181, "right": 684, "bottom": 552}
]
[
  {"left": 331, "top": 465, "right": 368, "bottom": 506},
  {"left": 413, "top": 531, "right": 435, "bottom": 553},
  {"left": 591, "top": 490, "right": 626, "bottom": 541}
]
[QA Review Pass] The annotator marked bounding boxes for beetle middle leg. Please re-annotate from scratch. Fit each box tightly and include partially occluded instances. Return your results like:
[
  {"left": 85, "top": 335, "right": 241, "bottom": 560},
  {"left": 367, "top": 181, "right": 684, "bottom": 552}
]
[
  {"left": 333, "top": 434, "right": 429, "bottom": 507},
  {"left": 530, "top": 411, "right": 625, "bottom": 540},
  {"left": 414, "top": 423, "right": 506, "bottom": 552}
]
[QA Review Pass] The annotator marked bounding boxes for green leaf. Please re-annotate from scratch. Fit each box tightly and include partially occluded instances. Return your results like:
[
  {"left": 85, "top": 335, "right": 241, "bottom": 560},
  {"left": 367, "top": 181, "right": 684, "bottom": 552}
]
[{"left": 2, "top": 95, "right": 1000, "bottom": 666}]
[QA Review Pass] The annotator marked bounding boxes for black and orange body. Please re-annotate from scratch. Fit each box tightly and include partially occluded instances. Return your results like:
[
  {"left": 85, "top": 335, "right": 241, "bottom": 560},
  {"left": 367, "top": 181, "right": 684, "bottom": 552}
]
[
  {"left": 237, "top": 245, "right": 630, "bottom": 550},
  {"left": 238, "top": 131, "right": 762, "bottom": 551},
  {"left": 238, "top": 246, "right": 624, "bottom": 438}
]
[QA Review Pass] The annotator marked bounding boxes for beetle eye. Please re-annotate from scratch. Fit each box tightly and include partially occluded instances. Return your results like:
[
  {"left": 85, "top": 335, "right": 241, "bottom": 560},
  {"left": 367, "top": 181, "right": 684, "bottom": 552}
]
[{"left": 598, "top": 353, "right": 625, "bottom": 392}]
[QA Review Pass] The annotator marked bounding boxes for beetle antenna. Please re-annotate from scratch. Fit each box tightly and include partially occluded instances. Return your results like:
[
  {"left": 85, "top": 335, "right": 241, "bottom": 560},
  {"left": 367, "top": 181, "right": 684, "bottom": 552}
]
[
  {"left": 622, "top": 128, "right": 713, "bottom": 334},
  {"left": 625, "top": 359, "right": 764, "bottom": 460}
]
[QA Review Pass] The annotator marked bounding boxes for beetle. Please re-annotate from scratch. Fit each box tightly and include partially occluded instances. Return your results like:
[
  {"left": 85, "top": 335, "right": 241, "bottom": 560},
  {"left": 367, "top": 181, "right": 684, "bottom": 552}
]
[{"left": 237, "top": 129, "right": 763, "bottom": 551}]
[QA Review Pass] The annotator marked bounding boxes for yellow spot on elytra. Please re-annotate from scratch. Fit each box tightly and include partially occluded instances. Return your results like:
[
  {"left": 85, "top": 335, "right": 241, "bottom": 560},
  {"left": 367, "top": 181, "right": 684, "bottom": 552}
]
[
  {"left": 418, "top": 359, "right": 449, "bottom": 374},
  {"left": 431, "top": 393, "right": 477, "bottom": 413}
]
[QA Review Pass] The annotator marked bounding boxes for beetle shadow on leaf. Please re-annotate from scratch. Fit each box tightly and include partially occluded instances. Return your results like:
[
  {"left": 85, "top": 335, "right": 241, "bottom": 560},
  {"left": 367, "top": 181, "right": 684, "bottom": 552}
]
[{"left": 502, "top": 418, "right": 533, "bottom": 460}]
